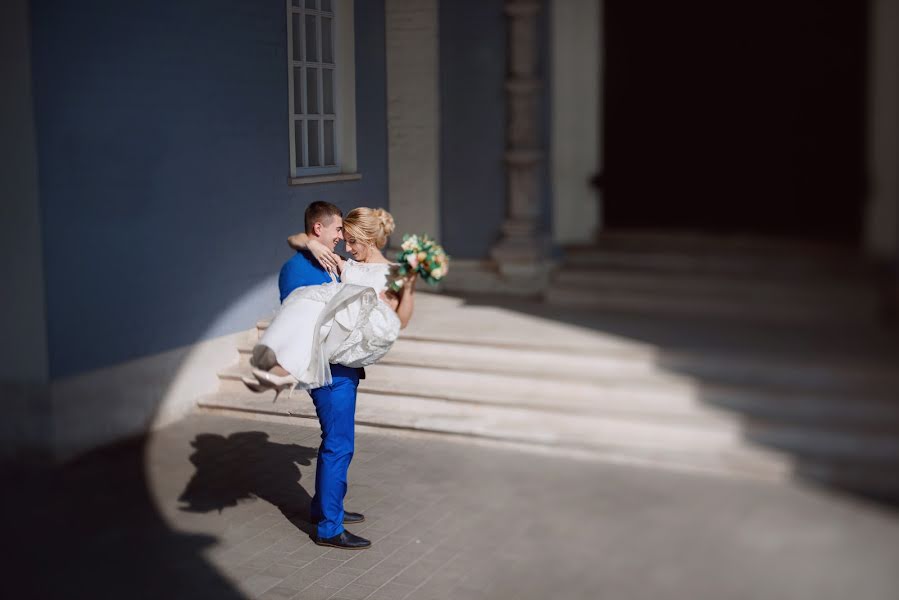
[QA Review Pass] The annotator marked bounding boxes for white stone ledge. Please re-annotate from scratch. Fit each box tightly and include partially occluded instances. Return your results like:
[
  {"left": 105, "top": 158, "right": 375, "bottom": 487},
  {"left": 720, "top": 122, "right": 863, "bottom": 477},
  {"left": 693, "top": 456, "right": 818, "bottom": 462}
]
[{"left": 288, "top": 173, "right": 363, "bottom": 186}]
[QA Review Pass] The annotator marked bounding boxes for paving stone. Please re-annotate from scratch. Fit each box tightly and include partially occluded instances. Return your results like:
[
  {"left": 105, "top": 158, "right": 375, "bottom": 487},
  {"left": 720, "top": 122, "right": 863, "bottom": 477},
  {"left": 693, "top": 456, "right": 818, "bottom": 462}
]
[
  {"left": 261, "top": 562, "right": 302, "bottom": 579},
  {"left": 317, "top": 570, "right": 362, "bottom": 590},
  {"left": 233, "top": 535, "right": 279, "bottom": 555},
  {"left": 242, "top": 549, "right": 291, "bottom": 571},
  {"left": 214, "top": 549, "right": 257, "bottom": 568},
  {"left": 299, "top": 583, "right": 344, "bottom": 600},
  {"left": 280, "top": 568, "right": 326, "bottom": 591},
  {"left": 341, "top": 550, "right": 391, "bottom": 572},
  {"left": 259, "top": 584, "right": 301, "bottom": 600},
  {"left": 222, "top": 564, "right": 264, "bottom": 582},
  {"left": 331, "top": 583, "right": 379, "bottom": 600},
  {"left": 6, "top": 412, "right": 899, "bottom": 600},
  {"left": 391, "top": 559, "right": 443, "bottom": 587},
  {"left": 288, "top": 543, "right": 331, "bottom": 562},
  {"left": 366, "top": 582, "right": 416, "bottom": 600},
  {"left": 333, "top": 565, "right": 368, "bottom": 577},
  {"left": 353, "top": 563, "right": 406, "bottom": 588},
  {"left": 239, "top": 573, "right": 282, "bottom": 597}
]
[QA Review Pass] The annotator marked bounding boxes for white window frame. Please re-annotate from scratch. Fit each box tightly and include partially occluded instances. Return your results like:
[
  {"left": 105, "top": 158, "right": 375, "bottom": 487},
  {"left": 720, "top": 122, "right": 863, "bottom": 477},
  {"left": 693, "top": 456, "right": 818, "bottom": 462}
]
[{"left": 287, "top": 0, "right": 357, "bottom": 180}]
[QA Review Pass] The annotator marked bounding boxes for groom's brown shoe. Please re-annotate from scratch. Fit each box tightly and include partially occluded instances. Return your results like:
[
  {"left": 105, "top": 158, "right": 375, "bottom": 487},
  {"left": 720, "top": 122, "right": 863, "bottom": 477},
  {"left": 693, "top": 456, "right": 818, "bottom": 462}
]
[{"left": 314, "top": 530, "right": 371, "bottom": 550}]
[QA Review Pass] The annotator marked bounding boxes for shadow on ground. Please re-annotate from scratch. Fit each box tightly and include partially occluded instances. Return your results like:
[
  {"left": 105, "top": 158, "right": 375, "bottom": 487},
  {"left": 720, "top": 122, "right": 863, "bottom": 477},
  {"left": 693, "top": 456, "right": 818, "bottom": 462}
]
[
  {"left": 178, "top": 430, "right": 318, "bottom": 536},
  {"left": 2, "top": 430, "right": 325, "bottom": 599},
  {"left": 1, "top": 435, "right": 243, "bottom": 600}
]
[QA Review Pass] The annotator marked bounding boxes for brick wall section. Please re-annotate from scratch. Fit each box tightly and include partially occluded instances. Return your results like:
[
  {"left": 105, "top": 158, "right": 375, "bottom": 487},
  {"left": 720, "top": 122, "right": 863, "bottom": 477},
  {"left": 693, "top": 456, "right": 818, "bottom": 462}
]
[{"left": 385, "top": 0, "right": 441, "bottom": 242}]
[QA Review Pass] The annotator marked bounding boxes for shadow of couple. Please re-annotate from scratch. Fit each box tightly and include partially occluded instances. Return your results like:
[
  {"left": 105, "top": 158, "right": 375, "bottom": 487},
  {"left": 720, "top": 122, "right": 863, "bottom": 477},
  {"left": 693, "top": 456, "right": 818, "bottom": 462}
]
[{"left": 177, "top": 431, "right": 320, "bottom": 536}]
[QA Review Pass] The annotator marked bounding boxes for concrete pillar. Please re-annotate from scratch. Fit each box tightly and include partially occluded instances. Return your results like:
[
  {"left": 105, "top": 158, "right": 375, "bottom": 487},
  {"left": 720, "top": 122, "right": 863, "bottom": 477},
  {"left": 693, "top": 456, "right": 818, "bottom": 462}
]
[
  {"left": 490, "top": 0, "right": 549, "bottom": 275},
  {"left": 1, "top": 0, "right": 51, "bottom": 458},
  {"left": 865, "top": 0, "right": 899, "bottom": 317},
  {"left": 1, "top": 0, "right": 47, "bottom": 384},
  {"left": 865, "top": 0, "right": 899, "bottom": 260},
  {"left": 551, "top": 0, "right": 601, "bottom": 245},
  {"left": 385, "top": 0, "right": 441, "bottom": 244}
]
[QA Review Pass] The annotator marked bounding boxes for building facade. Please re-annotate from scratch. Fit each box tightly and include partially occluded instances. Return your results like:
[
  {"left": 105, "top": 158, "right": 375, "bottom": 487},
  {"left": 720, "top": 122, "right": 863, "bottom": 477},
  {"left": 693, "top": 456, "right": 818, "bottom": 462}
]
[{"left": 2, "top": 0, "right": 897, "bottom": 458}]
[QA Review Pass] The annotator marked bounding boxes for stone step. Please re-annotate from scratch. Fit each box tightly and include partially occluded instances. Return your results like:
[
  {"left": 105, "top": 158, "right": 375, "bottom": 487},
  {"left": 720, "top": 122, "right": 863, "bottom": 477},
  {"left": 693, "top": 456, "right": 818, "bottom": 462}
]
[
  {"left": 554, "top": 269, "right": 875, "bottom": 305},
  {"left": 218, "top": 353, "right": 899, "bottom": 446},
  {"left": 655, "top": 351, "right": 899, "bottom": 392},
  {"left": 218, "top": 363, "right": 729, "bottom": 425},
  {"left": 545, "top": 286, "right": 875, "bottom": 323},
  {"left": 793, "top": 458, "right": 899, "bottom": 498},
  {"left": 698, "top": 382, "right": 899, "bottom": 429},
  {"left": 219, "top": 361, "right": 899, "bottom": 436},
  {"left": 589, "top": 232, "right": 859, "bottom": 254},
  {"left": 236, "top": 333, "right": 899, "bottom": 394},
  {"left": 255, "top": 311, "right": 650, "bottom": 356},
  {"left": 239, "top": 337, "right": 664, "bottom": 383},
  {"left": 196, "top": 389, "right": 792, "bottom": 480},
  {"left": 564, "top": 247, "right": 872, "bottom": 279},
  {"left": 745, "top": 423, "right": 899, "bottom": 462},
  {"left": 566, "top": 231, "right": 864, "bottom": 265}
]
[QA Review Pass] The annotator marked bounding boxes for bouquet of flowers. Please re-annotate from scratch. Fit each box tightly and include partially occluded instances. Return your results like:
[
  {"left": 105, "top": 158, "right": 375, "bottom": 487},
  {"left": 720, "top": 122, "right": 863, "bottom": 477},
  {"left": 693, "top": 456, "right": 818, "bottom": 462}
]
[{"left": 391, "top": 234, "right": 450, "bottom": 292}]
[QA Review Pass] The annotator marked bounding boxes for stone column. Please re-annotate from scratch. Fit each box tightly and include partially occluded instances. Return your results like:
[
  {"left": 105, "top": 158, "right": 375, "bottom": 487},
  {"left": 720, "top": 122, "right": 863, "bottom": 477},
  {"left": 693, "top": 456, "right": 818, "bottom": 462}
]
[
  {"left": 865, "top": 0, "right": 899, "bottom": 319},
  {"left": 490, "top": 0, "right": 548, "bottom": 276},
  {"left": 865, "top": 0, "right": 899, "bottom": 260},
  {"left": 1, "top": 0, "right": 52, "bottom": 460}
]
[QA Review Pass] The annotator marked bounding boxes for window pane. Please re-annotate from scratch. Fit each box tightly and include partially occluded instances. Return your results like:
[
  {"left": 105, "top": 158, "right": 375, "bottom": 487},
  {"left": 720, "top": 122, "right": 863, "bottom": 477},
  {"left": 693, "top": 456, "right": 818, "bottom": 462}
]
[
  {"left": 322, "top": 17, "right": 333, "bottom": 64},
  {"left": 324, "top": 120, "right": 335, "bottom": 165},
  {"left": 308, "top": 120, "right": 321, "bottom": 166},
  {"left": 323, "top": 69, "right": 334, "bottom": 114},
  {"left": 292, "top": 0, "right": 301, "bottom": 6},
  {"left": 321, "top": 0, "right": 332, "bottom": 12},
  {"left": 305, "top": 0, "right": 317, "bottom": 9},
  {"left": 306, "top": 67, "right": 319, "bottom": 114},
  {"left": 293, "top": 67, "right": 303, "bottom": 114},
  {"left": 305, "top": 14, "right": 318, "bottom": 62},
  {"left": 294, "top": 120, "right": 305, "bottom": 168},
  {"left": 292, "top": 14, "right": 301, "bottom": 61}
]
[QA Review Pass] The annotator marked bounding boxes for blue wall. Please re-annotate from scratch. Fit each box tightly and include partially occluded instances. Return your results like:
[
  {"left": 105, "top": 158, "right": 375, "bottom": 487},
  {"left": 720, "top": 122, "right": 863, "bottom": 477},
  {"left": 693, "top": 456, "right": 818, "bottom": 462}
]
[
  {"left": 439, "top": 0, "right": 552, "bottom": 260},
  {"left": 439, "top": 0, "right": 507, "bottom": 260},
  {"left": 30, "top": 0, "right": 387, "bottom": 378}
]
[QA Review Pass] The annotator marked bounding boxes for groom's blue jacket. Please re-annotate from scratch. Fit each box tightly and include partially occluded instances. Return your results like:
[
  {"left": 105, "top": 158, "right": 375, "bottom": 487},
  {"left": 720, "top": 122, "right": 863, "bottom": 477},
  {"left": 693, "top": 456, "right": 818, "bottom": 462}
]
[{"left": 279, "top": 249, "right": 331, "bottom": 302}]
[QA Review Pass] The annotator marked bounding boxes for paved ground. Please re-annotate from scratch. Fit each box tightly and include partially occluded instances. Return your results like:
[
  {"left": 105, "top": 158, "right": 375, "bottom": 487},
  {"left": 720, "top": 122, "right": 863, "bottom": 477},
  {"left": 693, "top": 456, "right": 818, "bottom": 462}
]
[{"left": 5, "top": 413, "right": 899, "bottom": 599}]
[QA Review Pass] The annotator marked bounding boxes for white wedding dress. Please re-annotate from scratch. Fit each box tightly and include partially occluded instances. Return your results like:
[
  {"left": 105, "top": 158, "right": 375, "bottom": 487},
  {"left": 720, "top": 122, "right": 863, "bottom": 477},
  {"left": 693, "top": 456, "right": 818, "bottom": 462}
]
[{"left": 255, "top": 259, "right": 401, "bottom": 389}]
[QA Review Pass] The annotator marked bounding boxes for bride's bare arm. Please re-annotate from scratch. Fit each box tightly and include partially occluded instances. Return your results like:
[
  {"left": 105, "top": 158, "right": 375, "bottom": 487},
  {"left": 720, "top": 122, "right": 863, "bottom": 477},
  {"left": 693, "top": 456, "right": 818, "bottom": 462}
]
[
  {"left": 393, "top": 274, "right": 416, "bottom": 329},
  {"left": 287, "top": 232, "right": 344, "bottom": 274},
  {"left": 378, "top": 273, "right": 415, "bottom": 327}
]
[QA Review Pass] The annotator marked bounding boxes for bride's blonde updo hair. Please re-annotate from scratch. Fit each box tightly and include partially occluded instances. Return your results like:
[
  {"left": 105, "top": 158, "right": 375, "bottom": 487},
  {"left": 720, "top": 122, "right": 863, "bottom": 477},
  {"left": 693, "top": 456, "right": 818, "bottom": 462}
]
[{"left": 343, "top": 207, "right": 395, "bottom": 249}]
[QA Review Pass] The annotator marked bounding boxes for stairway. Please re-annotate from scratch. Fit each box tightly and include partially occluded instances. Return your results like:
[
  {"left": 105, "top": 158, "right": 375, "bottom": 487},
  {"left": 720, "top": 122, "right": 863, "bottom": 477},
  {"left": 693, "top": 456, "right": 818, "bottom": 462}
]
[
  {"left": 545, "top": 232, "right": 884, "bottom": 323},
  {"left": 196, "top": 289, "right": 899, "bottom": 498}
]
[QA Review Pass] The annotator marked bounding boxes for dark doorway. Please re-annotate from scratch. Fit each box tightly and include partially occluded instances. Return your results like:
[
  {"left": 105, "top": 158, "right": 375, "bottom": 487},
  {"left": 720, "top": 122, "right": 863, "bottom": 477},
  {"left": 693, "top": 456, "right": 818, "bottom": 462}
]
[{"left": 601, "top": 0, "right": 869, "bottom": 243}]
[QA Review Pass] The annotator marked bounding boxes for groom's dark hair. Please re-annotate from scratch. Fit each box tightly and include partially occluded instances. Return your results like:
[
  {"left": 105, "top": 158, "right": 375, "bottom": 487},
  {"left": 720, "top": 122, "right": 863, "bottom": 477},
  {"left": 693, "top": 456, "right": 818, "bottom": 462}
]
[{"left": 305, "top": 201, "right": 343, "bottom": 234}]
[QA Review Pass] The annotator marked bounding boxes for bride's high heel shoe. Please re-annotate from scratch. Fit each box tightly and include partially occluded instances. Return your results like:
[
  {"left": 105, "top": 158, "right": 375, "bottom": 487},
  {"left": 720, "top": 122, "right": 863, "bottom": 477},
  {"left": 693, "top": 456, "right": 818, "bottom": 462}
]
[{"left": 251, "top": 368, "right": 300, "bottom": 402}]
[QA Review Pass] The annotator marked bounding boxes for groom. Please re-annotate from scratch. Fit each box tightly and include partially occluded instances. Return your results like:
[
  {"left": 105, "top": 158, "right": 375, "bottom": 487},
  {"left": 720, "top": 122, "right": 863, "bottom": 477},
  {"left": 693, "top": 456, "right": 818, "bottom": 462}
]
[{"left": 276, "top": 200, "right": 370, "bottom": 550}]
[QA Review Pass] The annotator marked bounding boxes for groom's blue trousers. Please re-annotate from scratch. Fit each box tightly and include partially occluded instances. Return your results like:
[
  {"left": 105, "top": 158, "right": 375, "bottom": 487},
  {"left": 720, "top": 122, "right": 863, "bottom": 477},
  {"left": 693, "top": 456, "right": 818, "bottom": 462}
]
[{"left": 308, "top": 364, "right": 360, "bottom": 539}]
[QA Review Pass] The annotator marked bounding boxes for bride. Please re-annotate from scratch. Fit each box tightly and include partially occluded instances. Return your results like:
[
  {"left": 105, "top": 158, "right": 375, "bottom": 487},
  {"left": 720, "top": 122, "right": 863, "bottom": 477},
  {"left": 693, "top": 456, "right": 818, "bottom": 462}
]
[{"left": 247, "top": 207, "right": 416, "bottom": 397}]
